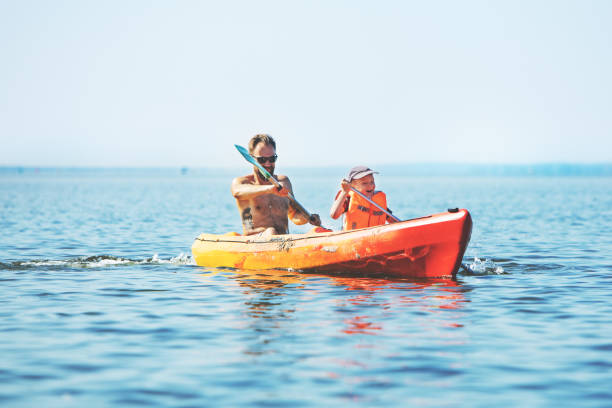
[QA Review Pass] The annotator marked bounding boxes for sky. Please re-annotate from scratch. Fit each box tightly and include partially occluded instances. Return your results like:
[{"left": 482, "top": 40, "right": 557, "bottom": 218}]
[{"left": 1, "top": 0, "right": 611, "bottom": 167}]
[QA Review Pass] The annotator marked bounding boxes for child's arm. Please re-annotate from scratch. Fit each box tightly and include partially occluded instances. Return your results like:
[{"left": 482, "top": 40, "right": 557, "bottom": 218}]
[{"left": 330, "top": 180, "right": 351, "bottom": 219}]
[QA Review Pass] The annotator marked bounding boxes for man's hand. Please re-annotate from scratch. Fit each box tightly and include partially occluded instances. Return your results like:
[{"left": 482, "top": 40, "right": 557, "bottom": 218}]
[
  {"left": 274, "top": 184, "right": 290, "bottom": 197},
  {"left": 309, "top": 213, "right": 321, "bottom": 226}
]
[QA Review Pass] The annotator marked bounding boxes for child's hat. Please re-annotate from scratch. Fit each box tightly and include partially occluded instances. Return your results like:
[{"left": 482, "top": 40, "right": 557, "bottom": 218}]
[{"left": 347, "top": 166, "right": 378, "bottom": 182}]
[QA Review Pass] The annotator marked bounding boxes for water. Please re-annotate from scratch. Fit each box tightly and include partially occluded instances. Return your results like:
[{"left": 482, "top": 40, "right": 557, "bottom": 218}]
[{"left": 1, "top": 169, "right": 611, "bottom": 407}]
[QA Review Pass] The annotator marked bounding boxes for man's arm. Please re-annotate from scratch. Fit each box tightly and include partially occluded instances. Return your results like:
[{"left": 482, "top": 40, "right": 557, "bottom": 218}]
[
  {"left": 288, "top": 203, "right": 321, "bottom": 226},
  {"left": 231, "top": 176, "right": 289, "bottom": 200},
  {"left": 280, "top": 175, "right": 321, "bottom": 226},
  {"left": 278, "top": 176, "right": 307, "bottom": 225},
  {"left": 288, "top": 205, "right": 308, "bottom": 225}
]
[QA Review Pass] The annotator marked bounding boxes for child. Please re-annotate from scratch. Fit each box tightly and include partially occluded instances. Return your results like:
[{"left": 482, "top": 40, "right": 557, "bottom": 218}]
[{"left": 330, "top": 165, "right": 395, "bottom": 231}]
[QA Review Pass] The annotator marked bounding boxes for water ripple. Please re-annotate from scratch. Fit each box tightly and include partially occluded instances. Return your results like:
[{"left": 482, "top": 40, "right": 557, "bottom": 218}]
[{"left": 1, "top": 174, "right": 611, "bottom": 407}]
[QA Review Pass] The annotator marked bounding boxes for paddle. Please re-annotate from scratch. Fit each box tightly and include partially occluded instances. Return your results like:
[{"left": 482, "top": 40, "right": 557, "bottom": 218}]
[
  {"left": 345, "top": 183, "right": 401, "bottom": 222},
  {"left": 344, "top": 183, "right": 474, "bottom": 274},
  {"left": 234, "top": 144, "right": 320, "bottom": 226}
]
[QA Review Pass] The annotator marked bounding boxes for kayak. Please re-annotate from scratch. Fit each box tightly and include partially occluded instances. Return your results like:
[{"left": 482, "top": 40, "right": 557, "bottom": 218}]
[{"left": 191, "top": 209, "right": 472, "bottom": 278}]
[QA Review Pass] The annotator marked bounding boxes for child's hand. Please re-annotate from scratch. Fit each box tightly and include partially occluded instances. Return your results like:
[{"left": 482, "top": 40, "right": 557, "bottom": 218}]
[{"left": 341, "top": 179, "right": 351, "bottom": 193}]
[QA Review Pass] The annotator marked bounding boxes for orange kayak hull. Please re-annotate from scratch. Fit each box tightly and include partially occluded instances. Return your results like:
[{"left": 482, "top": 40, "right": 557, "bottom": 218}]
[{"left": 192, "top": 209, "right": 472, "bottom": 278}]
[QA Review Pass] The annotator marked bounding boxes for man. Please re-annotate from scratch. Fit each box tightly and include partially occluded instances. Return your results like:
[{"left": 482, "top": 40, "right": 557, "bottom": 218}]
[{"left": 231, "top": 134, "right": 321, "bottom": 236}]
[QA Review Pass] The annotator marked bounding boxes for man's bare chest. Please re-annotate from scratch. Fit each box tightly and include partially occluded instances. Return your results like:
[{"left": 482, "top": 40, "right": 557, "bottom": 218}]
[{"left": 251, "top": 194, "right": 289, "bottom": 215}]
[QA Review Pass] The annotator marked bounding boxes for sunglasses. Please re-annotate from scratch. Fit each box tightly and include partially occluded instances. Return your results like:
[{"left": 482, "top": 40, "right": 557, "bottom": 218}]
[{"left": 253, "top": 154, "right": 278, "bottom": 164}]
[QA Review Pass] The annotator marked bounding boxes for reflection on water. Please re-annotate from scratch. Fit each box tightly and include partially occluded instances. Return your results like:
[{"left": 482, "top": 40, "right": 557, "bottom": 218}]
[
  {"left": 199, "top": 268, "right": 468, "bottom": 340},
  {"left": 342, "top": 315, "right": 383, "bottom": 336},
  {"left": 196, "top": 267, "right": 471, "bottom": 395}
]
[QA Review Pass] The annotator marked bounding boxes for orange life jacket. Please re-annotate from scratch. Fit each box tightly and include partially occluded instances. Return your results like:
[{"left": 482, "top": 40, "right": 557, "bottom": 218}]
[{"left": 343, "top": 190, "right": 387, "bottom": 231}]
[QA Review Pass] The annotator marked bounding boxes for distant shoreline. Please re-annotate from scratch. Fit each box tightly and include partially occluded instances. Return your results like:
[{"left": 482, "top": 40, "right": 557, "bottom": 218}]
[{"left": 1, "top": 163, "right": 610, "bottom": 177}]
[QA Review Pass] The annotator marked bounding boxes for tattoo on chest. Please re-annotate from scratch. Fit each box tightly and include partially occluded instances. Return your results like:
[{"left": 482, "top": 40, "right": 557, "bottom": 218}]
[{"left": 241, "top": 207, "right": 254, "bottom": 230}]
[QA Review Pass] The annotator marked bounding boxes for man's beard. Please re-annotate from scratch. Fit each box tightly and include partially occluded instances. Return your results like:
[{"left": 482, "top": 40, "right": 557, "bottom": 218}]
[{"left": 259, "top": 167, "right": 274, "bottom": 178}]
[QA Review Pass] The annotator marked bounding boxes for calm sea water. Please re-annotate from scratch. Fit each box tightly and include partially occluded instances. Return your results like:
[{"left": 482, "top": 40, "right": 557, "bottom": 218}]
[{"left": 1, "top": 169, "right": 611, "bottom": 407}]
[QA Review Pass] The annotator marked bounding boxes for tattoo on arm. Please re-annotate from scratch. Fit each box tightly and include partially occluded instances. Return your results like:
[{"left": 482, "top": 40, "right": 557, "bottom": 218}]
[{"left": 241, "top": 207, "right": 254, "bottom": 231}]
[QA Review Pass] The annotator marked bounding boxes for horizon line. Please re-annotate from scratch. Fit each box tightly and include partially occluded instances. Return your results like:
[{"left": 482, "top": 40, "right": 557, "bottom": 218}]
[
  {"left": 2, "top": 163, "right": 610, "bottom": 178},
  {"left": 1, "top": 162, "right": 611, "bottom": 169}
]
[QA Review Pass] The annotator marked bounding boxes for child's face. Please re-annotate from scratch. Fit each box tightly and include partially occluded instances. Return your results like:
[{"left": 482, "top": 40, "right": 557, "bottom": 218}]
[{"left": 351, "top": 174, "right": 376, "bottom": 197}]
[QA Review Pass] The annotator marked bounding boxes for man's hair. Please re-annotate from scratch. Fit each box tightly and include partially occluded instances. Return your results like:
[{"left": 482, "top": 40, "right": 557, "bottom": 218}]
[{"left": 248, "top": 134, "right": 276, "bottom": 154}]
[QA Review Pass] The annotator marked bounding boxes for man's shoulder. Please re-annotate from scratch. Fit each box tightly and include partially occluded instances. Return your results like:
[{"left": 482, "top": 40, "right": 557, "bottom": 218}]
[
  {"left": 275, "top": 174, "right": 289, "bottom": 181},
  {"left": 275, "top": 174, "right": 292, "bottom": 187}
]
